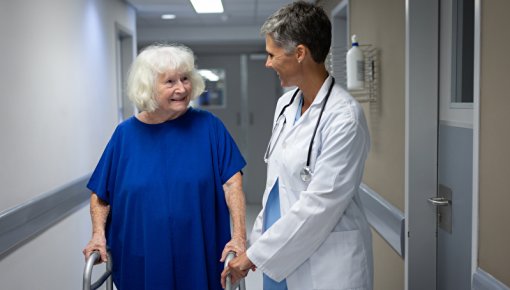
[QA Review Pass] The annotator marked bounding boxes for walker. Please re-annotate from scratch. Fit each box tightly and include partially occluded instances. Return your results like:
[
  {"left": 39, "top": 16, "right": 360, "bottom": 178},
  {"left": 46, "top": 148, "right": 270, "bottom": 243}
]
[{"left": 83, "top": 250, "right": 246, "bottom": 290}]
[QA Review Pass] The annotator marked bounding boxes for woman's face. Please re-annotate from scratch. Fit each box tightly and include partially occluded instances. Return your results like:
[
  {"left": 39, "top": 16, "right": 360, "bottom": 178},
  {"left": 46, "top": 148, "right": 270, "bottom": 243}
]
[
  {"left": 265, "top": 35, "right": 299, "bottom": 87},
  {"left": 155, "top": 70, "right": 192, "bottom": 116}
]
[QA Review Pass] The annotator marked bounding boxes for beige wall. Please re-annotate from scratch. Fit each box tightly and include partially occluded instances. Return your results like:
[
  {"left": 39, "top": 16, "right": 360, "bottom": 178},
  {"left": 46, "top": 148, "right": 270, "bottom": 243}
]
[
  {"left": 478, "top": 0, "right": 510, "bottom": 286},
  {"left": 350, "top": 0, "right": 406, "bottom": 213},
  {"left": 372, "top": 229, "right": 404, "bottom": 290},
  {"left": 321, "top": 0, "right": 406, "bottom": 210},
  {"left": 320, "top": 0, "right": 406, "bottom": 289},
  {"left": 351, "top": 1, "right": 406, "bottom": 289},
  {"left": 317, "top": 0, "right": 342, "bottom": 13}
]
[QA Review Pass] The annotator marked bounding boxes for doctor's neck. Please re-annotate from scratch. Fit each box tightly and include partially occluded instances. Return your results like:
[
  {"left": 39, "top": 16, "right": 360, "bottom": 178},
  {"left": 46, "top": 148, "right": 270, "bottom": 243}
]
[{"left": 298, "top": 64, "right": 329, "bottom": 111}]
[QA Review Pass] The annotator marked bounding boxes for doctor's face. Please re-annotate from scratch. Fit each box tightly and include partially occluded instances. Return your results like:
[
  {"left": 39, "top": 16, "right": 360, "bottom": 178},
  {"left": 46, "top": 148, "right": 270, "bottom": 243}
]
[{"left": 265, "top": 35, "right": 299, "bottom": 87}]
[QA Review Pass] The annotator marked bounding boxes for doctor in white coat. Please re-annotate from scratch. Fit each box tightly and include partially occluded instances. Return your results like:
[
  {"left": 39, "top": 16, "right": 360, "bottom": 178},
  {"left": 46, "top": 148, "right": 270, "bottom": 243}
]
[{"left": 221, "top": 2, "right": 373, "bottom": 290}]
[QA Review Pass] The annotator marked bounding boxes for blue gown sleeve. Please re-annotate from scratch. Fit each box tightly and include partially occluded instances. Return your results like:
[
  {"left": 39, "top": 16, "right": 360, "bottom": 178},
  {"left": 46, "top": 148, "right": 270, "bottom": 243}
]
[
  {"left": 87, "top": 130, "right": 119, "bottom": 204},
  {"left": 212, "top": 116, "right": 246, "bottom": 184}
]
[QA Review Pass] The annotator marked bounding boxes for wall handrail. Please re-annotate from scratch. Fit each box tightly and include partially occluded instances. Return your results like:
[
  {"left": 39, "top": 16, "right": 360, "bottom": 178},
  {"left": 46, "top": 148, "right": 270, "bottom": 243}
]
[
  {"left": 0, "top": 174, "right": 91, "bottom": 259},
  {"left": 359, "top": 183, "right": 405, "bottom": 257}
]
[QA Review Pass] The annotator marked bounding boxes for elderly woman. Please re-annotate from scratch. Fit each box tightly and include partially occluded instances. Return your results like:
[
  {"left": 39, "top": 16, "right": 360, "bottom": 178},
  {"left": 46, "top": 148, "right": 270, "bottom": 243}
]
[
  {"left": 222, "top": 2, "right": 373, "bottom": 290},
  {"left": 83, "top": 44, "right": 247, "bottom": 290}
]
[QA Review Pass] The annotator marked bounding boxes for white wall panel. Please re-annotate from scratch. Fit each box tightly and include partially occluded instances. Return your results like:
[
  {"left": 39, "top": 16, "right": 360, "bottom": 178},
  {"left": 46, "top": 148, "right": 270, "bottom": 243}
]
[{"left": 0, "top": 0, "right": 136, "bottom": 289}]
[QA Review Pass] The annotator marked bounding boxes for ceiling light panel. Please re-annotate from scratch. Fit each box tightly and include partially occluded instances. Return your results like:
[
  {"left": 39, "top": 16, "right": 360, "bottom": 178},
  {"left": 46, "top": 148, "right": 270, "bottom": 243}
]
[{"left": 190, "top": 0, "right": 224, "bottom": 14}]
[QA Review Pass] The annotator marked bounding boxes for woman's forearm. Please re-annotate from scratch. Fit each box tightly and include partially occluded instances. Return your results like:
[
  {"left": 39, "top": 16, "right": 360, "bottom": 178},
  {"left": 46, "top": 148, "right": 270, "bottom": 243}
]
[
  {"left": 83, "top": 193, "right": 110, "bottom": 262},
  {"left": 223, "top": 172, "right": 247, "bottom": 240},
  {"left": 90, "top": 193, "right": 110, "bottom": 236}
]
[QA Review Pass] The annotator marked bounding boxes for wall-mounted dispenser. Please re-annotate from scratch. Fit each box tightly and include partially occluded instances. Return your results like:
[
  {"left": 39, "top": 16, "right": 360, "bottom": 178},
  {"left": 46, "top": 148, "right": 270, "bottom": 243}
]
[
  {"left": 328, "top": 34, "right": 378, "bottom": 103},
  {"left": 346, "top": 34, "right": 365, "bottom": 90}
]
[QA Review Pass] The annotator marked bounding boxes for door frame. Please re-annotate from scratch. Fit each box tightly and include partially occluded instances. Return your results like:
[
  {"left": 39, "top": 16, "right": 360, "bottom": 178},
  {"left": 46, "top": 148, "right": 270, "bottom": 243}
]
[
  {"left": 115, "top": 22, "right": 136, "bottom": 122},
  {"left": 405, "top": 0, "right": 439, "bottom": 289},
  {"left": 471, "top": 0, "right": 481, "bottom": 282}
]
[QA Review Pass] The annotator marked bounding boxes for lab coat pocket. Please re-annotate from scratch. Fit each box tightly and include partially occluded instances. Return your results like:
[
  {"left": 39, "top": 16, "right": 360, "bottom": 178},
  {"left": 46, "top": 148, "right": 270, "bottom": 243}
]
[{"left": 310, "top": 230, "right": 368, "bottom": 290}]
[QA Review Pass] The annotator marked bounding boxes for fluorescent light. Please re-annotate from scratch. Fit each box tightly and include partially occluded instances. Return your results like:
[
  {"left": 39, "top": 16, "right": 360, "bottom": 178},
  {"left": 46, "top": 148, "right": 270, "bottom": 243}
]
[
  {"left": 161, "top": 14, "right": 176, "bottom": 20},
  {"left": 190, "top": 0, "right": 224, "bottom": 14},
  {"left": 198, "top": 69, "right": 220, "bottom": 81}
]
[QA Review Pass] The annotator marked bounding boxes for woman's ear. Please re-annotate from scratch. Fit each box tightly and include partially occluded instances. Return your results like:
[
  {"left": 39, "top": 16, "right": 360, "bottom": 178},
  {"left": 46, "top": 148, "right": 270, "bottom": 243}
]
[{"left": 295, "top": 44, "right": 307, "bottom": 63}]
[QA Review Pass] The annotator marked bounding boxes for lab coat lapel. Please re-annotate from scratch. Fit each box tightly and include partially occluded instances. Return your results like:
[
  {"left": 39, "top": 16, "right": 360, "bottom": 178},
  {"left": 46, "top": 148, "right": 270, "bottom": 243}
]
[
  {"left": 281, "top": 76, "right": 334, "bottom": 141},
  {"left": 280, "top": 92, "right": 301, "bottom": 139},
  {"left": 312, "top": 75, "right": 334, "bottom": 106}
]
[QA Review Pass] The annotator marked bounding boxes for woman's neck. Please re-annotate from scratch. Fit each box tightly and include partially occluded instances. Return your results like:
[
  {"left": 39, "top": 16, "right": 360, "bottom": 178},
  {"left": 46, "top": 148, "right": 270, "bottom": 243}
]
[
  {"left": 137, "top": 109, "right": 186, "bottom": 124},
  {"left": 299, "top": 66, "right": 329, "bottom": 113}
]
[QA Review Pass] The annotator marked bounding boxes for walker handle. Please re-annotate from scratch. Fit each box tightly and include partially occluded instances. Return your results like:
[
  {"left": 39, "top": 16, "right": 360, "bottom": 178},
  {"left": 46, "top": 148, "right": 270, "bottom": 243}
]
[
  {"left": 224, "top": 251, "right": 247, "bottom": 290},
  {"left": 83, "top": 250, "right": 113, "bottom": 290}
]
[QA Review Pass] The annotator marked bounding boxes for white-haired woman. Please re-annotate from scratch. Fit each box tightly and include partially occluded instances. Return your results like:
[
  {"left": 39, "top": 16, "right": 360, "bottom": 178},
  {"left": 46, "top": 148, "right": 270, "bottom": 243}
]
[{"left": 83, "top": 44, "right": 247, "bottom": 290}]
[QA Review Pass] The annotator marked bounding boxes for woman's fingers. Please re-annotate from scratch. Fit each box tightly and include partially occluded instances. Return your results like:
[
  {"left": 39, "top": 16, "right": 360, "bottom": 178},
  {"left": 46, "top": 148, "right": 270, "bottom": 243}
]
[
  {"left": 99, "top": 248, "right": 108, "bottom": 263},
  {"left": 220, "top": 261, "right": 249, "bottom": 289},
  {"left": 83, "top": 236, "right": 107, "bottom": 264},
  {"left": 220, "top": 237, "right": 246, "bottom": 262}
]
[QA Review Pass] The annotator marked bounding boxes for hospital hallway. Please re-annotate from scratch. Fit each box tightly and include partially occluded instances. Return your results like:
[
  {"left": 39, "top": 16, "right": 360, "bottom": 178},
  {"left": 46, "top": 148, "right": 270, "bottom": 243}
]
[{"left": 1, "top": 0, "right": 509, "bottom": 289}]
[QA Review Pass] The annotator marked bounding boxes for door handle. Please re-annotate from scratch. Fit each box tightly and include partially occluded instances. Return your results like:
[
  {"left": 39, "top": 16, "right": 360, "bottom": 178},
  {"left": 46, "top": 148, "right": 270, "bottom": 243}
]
[
  {"left": 431, "top": 185, "right": 453, "bottom": 233},
  {"left": 427, "top": 196, "right": 450, "bottom": 206}
]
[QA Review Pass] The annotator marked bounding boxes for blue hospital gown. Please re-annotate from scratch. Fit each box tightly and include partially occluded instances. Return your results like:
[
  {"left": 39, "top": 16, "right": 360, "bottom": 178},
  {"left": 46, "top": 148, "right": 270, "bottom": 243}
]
[{"left": 87, "top": 108, "right": 246, "bottom": 290}]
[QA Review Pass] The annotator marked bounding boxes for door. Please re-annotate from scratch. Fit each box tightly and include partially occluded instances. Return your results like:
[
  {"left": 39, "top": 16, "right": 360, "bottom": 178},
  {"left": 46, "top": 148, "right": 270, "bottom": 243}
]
[
  {"left": 406, "top": 0, "right": 477, "bottom": 289},
  {"left": 195, "top": 54, "right": 243, "bottom": 145},
  {"left": 115, "top": 24, "right": 135, "bottom": 122},
  {"left": 436, "top": 0, "right": 475, "bottom": 289},
  {"left": 243, "top": 54, "right": 280, "bottom": 204},
  {"left": 195, "top": 53, "right": 280, "bottom": 205},
  {"left": 405, "top": 1, "right": 439, "bottom": 289}
]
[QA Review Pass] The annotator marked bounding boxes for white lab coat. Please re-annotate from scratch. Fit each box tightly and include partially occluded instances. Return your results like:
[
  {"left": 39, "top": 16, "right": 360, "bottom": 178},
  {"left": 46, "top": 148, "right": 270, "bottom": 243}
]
[{"left": 246, "top": 76, "right": 373, "bottom": 290}]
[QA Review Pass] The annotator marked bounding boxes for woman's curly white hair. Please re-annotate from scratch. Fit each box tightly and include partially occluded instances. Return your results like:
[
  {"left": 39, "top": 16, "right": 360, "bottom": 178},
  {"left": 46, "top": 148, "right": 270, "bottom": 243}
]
[{"left": 127, "top": 44, "right": 205, "bottom": 112}]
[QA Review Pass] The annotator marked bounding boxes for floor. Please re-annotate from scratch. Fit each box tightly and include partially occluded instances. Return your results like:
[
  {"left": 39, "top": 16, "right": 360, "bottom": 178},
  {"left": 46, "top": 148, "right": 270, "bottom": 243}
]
[{"left": 241, "top": 204, "right": 263, "bottom": 289}]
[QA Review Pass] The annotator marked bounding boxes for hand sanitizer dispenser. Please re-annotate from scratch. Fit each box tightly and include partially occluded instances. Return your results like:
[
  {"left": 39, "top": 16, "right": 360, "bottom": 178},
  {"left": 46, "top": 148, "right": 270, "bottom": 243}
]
[{"left": 346, "top": 34, "right": 365, "bottom": 90}]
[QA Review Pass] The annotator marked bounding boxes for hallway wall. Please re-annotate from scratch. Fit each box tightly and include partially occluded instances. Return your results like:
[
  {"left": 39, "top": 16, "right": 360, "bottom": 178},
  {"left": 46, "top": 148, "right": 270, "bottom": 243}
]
[
  {"left": 0, "top": 0, "right": 136, "bottom": 289},
  {"left": 478, "top": 0, "right": 510, "bottom": 286},
  {"left": 320, "top": 0, "right": 406, "bottom": 289},
  {"left": 349, "top": 1, "right": 406, "bottom": 289},
  {"left": 321, "top": 0, "right": 510, "bottom": 288}
]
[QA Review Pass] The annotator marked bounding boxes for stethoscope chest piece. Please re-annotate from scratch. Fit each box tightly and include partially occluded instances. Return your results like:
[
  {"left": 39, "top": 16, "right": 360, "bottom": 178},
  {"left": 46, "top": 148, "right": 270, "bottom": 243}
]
[{"left": 300, "top": 166, "right": 313, "bottom": 182}]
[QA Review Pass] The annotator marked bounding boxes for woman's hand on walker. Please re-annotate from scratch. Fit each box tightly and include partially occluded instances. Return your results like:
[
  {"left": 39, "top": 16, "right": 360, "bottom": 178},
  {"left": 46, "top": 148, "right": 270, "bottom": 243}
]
[{"left": 221, "top": 252, "right": 256, "bottom": 288}]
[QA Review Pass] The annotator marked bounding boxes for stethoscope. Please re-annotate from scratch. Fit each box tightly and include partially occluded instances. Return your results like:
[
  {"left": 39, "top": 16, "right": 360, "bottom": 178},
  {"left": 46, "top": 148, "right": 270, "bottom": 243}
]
[{"left": 264, "top": 77, "right": 335, "bottom": 182}]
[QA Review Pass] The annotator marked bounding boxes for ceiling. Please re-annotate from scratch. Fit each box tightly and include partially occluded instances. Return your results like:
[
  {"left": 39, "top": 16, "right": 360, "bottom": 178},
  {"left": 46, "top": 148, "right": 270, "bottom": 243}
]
[
  {"left": 128, "top": 0, "right": 297, "bottom": 28},
  {"left": 125, "top": 0, "right": 305, "bottom": 48}
]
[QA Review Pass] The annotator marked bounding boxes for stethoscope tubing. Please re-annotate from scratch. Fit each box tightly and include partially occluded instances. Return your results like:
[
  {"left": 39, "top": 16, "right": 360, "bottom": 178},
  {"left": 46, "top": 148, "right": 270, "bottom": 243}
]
[
  {"left": 265, "top": 77, "right": 335, "bottom": 181},
  {"left": 305, "top": 78, "right": 335, "bottom": 167}
]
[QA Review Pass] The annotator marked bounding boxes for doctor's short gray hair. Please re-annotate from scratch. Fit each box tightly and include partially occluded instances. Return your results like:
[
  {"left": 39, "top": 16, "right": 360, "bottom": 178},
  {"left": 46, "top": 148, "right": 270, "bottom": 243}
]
[
  {"left": 126, "top": 44, "right": 205, "bottom": 112},
  {"left": 260, "top": 1, "right": 331, "bottom": 64}
]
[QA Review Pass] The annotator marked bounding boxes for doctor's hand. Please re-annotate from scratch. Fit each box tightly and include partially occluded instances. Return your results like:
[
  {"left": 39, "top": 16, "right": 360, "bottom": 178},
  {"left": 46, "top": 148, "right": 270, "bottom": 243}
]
[{"left": 221, "top": 252, "right": 256, "bottom": 289}]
